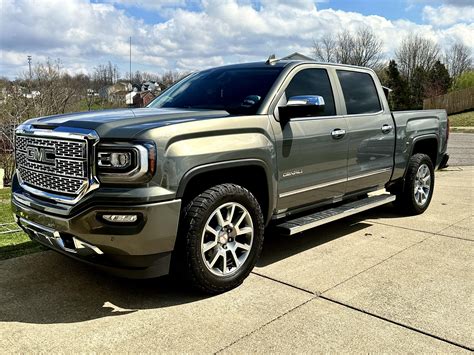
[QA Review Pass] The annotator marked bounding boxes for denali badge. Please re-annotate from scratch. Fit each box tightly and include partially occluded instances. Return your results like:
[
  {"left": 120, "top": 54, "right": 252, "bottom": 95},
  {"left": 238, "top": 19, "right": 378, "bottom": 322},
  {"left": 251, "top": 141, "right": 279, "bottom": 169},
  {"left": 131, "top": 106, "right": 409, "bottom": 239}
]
[
  {"left": 282, "top": 169, "right": 303, "bottom": 178},
  {"left": 26, "top": 146, "right": 56, "bottom": 165}
]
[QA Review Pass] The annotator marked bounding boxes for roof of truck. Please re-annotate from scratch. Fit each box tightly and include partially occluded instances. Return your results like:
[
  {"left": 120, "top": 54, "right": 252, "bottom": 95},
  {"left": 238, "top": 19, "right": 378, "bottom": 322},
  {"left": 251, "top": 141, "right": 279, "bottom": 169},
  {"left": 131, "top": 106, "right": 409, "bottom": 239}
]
[{"left": 207, "top": 60, "right": 374, "bottom": 72}]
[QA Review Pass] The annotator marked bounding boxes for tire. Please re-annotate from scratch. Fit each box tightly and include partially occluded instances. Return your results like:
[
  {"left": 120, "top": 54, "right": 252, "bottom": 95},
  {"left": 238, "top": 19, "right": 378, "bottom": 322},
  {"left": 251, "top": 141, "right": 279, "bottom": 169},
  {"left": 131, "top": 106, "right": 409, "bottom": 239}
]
[
  {"left": 175, "top": 183, "right": 264, "bottom": 294},
  {"left": 395, "top": 153, "right": 435, "bottom": 215}
]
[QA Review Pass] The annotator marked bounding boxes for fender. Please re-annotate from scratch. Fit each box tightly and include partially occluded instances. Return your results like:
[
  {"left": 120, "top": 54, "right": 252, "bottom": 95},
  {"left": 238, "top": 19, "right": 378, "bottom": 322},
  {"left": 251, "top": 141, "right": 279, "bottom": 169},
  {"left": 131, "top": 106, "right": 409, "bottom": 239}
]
[
  {"left": 176, "top": 158, "right": 276, "bottom": 224},
  {"left": 405, "top": 133, "right": 439, "bottom": 176}
]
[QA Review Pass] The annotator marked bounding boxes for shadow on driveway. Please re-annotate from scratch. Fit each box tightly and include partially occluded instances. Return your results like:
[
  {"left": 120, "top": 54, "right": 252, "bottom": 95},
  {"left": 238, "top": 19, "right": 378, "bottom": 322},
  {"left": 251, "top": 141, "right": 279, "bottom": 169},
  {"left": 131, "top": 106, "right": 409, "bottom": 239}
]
[
  {"left": 258, "top": 221, "right": 372, "bottom": 267},
  {"left": 0, "top": 252, "right": 212, "bottom": 324},
  {"left": 0, "top": 205, "right": 397, "bottom": 325}
]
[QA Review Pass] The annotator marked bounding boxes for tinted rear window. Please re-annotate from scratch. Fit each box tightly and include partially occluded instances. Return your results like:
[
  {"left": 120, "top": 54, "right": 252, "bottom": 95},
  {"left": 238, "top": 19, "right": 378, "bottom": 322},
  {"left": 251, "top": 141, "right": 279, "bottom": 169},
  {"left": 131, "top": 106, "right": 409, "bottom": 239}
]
[{"left": 337, "top": 70, "right": 381, "bottom": 114}]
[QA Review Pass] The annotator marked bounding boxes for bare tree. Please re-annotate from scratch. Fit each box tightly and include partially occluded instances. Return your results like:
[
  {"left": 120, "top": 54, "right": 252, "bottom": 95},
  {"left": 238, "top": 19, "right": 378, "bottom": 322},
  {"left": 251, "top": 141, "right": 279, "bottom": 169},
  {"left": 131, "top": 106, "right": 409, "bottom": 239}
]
[
  {"left": 313, "top": 36, "right": 338, "bottom": 63},
  {"left": 92, "top": 61, "right": 119, "bottom": 90},
  {"left": 0, "top": 84, "right": 30, "bottom": 183},
  {"left": 395, "top": 34, "right": 440, "bottom": 81},
  {"left": 313, "top": 26, "right": 383, "bottom": 69},
  {"left": 28, "top": 59, "right": 79, "bottom": 116},
  {"left": 351, "top": 27, "right": 383, "bottom": 68},
  {"left": 160, "top": 70, "right": 189, "bottom": 90},
  {"left": 444, "top": 41, "right": 472, "bottom": 78}
]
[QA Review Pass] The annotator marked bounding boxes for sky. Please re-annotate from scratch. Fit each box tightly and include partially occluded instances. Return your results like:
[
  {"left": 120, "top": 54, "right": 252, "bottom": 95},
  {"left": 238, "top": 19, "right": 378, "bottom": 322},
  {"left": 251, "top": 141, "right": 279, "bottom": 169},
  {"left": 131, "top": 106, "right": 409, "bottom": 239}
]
[{"left": 0, "top": 0, "right": 473, "bottom": 79}]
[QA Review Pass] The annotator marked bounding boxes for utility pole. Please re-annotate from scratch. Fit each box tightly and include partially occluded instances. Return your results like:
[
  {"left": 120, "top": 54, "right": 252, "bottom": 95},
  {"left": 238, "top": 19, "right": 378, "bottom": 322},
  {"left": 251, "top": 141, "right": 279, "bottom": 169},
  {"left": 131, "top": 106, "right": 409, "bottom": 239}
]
[
  {"left": 27, "top": 55, "right": 32, "bottom": 94},
  {"left": 129, "top": 36, "right": 132, "bottom": 87},
  {"left": 27, "top": 55, "right": 32, "bottom": 79}
]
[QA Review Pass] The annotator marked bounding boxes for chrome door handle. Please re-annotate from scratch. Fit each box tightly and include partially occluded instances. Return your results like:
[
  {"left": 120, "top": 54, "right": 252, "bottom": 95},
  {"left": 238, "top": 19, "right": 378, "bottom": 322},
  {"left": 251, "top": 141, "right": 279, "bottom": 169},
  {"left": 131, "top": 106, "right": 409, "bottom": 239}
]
[
  {"left": 381, "top": 124, "right": 393, "bottom": 134},
  {"left": 331, "top": 128, "right": 346, "bottom": 139}
]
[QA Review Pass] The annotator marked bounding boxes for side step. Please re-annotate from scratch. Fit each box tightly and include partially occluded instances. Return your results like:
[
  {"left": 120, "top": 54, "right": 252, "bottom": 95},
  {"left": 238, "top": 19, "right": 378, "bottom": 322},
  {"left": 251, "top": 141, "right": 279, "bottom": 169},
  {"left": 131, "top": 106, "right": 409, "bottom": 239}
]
[{"left": 277, "top": 194, "right": 396, "bottom": 235}]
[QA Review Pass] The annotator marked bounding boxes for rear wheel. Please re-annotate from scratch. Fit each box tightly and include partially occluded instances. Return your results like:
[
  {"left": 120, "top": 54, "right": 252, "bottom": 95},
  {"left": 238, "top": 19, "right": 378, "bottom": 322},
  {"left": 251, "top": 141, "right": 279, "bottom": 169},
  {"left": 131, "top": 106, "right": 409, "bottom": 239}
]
[
  {"left": 395, "top": 153, "right": 435, "bottom": 215},
  {"left": 176, "top": 183, "right": 264, "bottom": 294}
]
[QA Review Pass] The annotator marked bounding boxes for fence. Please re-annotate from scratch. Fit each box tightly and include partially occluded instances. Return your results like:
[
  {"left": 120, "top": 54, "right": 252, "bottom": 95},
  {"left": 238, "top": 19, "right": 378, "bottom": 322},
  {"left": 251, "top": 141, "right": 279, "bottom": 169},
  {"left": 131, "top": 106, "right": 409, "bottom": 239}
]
[{"left": 423, "top": 87, "right": 474, "bottom": 115}]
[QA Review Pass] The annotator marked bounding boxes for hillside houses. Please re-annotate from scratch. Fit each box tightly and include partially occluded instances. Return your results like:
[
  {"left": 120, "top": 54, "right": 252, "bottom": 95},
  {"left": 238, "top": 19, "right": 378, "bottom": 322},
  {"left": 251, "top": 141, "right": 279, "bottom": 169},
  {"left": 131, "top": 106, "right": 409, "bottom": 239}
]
[{"left": 101, "top": 80, "right": 161, "bottom": 107}]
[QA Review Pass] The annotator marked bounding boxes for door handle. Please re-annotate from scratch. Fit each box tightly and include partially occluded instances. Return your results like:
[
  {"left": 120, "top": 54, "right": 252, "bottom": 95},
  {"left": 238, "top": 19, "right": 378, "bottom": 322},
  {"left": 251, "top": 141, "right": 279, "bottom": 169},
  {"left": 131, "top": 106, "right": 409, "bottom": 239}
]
[
  {"left": 381, "top": 124, "right": 393, "bottom": 134},
  {"left": 331, "top": 128, "right": 346, "bottom": 139}
]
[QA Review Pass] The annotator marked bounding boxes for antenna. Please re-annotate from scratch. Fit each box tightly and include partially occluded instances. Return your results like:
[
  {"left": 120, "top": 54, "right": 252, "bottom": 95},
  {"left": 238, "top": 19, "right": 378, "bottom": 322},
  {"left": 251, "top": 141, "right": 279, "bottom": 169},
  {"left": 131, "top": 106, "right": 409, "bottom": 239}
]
[{"left": 265, "top": 54, "right": 277, "bottom": 65}]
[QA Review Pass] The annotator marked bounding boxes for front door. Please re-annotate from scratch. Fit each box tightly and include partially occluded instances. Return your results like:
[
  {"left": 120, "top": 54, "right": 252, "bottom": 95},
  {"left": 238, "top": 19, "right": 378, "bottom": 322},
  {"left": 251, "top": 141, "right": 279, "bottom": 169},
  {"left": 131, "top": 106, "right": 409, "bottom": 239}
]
[
  {"left": 274, "top": 67, "right": 349, "bottom": 211},
  {"left": 336, "top": 69, "right": 395, "bottom": 193}
]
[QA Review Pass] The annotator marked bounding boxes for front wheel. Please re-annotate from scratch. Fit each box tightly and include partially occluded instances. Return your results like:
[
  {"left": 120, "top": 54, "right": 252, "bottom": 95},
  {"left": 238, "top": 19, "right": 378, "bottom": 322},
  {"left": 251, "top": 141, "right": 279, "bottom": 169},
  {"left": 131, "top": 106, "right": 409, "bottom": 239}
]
[
  {"left": 395, "top": 153, "right": 435, "bottom": 215},
  {"left": 176, "top": 183, "right": 264, "bottom": 294}
]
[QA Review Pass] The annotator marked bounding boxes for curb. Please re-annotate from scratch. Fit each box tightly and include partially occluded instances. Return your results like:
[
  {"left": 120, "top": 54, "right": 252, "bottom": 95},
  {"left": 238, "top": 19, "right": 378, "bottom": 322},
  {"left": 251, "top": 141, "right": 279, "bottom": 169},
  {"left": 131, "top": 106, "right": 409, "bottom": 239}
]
[{"left": 451, "top": 127, "right": 474, "bottom": 133}]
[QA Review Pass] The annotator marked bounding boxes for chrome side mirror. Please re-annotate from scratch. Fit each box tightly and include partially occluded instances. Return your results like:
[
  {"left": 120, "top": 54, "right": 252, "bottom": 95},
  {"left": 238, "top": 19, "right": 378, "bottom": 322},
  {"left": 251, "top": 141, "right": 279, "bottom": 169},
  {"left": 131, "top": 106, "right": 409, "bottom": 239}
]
[
  {"left": 287, "top": 95, "right": 325, "bottom": 107},
  {"left": 279, "top": 95, "right": 326, "bottom": 123}
]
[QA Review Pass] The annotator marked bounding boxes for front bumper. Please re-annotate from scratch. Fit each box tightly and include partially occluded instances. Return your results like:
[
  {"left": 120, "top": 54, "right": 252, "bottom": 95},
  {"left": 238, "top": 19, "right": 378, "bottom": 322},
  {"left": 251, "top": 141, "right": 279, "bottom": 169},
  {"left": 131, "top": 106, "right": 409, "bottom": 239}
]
[{"left": 12, "top": 194, "right": 182, "bottom": 278}]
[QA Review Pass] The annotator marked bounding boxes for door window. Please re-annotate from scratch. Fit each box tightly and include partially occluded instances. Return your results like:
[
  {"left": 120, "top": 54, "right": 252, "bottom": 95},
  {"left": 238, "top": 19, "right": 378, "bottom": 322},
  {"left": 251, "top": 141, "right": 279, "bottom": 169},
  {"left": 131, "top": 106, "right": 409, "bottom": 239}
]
[
  {"left": 337, "top": 70, "right": 381, "bottom": 114},
  {"left": 285, "top": 69, "right": 336, "bottom": 116}
]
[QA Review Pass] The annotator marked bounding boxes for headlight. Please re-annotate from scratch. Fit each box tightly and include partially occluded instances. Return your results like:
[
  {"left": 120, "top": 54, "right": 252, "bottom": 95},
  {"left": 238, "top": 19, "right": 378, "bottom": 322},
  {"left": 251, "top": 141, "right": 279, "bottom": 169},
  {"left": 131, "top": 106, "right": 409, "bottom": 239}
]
[{"left": 96, "top": 142, "right": 156, "bottom": 184}]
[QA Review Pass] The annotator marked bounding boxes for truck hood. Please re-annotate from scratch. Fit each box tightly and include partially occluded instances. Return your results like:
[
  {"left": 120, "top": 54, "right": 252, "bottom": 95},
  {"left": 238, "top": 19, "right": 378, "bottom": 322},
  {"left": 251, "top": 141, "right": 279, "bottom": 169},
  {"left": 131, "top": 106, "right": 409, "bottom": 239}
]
[{"left": 25, "top": 108, "right": 230, "bottom": 138}]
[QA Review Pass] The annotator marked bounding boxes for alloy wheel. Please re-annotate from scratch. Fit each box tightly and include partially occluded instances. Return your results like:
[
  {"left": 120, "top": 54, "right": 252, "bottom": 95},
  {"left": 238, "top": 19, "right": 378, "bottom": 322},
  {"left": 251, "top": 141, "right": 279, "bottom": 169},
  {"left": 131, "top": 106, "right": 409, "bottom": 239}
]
[{"left": 201, "top": 202, "right": 254, "bottom": 276}]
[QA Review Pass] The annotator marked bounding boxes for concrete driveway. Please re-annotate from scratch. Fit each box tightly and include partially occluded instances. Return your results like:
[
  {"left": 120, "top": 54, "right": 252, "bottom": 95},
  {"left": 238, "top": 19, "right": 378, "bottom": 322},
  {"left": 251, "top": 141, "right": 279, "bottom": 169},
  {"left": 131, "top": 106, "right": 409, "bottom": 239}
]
[{"left": 1, "top": 167, "right": 472, "bottom": 353}]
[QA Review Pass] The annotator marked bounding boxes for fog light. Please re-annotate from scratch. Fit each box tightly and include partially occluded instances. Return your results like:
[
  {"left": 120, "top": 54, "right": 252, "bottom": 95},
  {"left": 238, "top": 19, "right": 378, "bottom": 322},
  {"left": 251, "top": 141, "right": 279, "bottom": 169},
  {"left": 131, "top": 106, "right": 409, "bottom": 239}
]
[{"left": 102, "top": 214, "right": 138, "bottom": 223}]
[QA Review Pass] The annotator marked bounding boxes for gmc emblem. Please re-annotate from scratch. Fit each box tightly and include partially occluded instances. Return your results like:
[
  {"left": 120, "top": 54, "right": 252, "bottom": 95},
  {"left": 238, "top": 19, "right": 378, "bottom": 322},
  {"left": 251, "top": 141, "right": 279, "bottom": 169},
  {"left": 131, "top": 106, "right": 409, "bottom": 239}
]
[{"left": 26, "top": 146, "right": 56, "bottom": 165}]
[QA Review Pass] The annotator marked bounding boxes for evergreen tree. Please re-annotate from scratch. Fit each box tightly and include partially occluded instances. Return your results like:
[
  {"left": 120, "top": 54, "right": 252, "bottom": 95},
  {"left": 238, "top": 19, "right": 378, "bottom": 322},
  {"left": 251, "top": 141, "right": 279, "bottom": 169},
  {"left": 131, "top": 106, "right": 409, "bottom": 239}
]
[
  {"left": 409, "top": 67, "right": 428, "bottom": 109},
  {"left": 425, "top": 60, "right": 451, "bottom": 97},
  {"left": 384, "top": 60, "right": 409, "bottom": 110}
]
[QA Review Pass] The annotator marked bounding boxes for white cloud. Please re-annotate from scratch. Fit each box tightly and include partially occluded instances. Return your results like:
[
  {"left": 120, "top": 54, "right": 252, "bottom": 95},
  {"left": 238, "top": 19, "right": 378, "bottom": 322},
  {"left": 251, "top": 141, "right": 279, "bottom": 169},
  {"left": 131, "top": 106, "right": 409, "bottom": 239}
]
[
  {"left": 1, "top": 0, "right": 473, "bottom": 79},
  {"left": 423, "top": 4, "right": 474, "bottom": 26}
]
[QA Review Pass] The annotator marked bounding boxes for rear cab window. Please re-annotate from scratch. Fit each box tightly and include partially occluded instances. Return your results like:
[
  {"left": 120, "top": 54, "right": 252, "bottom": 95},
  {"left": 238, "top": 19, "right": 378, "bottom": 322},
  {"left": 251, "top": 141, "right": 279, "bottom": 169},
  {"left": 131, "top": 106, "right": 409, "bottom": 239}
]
[{"left": 336, "top": 70, "right": 381, "bottom": 114}]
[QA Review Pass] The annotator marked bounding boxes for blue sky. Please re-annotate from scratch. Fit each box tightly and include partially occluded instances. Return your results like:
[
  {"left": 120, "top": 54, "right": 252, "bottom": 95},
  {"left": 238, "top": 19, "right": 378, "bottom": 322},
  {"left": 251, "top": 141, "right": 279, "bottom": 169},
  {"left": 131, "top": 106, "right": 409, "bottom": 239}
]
[
  {"left": 107, "top": 0, "right": 468, "bottom": 24},
  {"left": 1, "top": 0, "right": 472, "bottom": 78}
]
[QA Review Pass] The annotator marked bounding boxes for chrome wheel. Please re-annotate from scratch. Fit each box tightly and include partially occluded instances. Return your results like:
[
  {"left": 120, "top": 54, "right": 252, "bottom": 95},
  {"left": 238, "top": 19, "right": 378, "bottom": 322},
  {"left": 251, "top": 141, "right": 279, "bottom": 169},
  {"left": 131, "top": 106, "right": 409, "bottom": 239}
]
[
  {"left": 414, "top": 163, "right": 431, "bottom": 206},
  {"left": 201, "top": 202, "right": 254, "bottom": 276}
]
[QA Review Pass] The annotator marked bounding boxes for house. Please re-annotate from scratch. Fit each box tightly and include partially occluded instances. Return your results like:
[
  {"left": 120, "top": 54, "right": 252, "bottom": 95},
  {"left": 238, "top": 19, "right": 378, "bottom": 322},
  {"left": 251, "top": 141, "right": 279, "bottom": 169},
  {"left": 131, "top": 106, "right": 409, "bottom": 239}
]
[
  {"left": 141, "top": 81, "right": 161, "bottom": 94},
  {"left": 99, "top": 81, "right": 132, "bottom": 102},
  {"left": 281, "top": 52, "right": 314, "bottom": 61},
  {"left": 126, "top": 89, "right": 157, "bottom": 107},
  {"left": 23, "top": 90, "right": 40, "bottom": 99}
]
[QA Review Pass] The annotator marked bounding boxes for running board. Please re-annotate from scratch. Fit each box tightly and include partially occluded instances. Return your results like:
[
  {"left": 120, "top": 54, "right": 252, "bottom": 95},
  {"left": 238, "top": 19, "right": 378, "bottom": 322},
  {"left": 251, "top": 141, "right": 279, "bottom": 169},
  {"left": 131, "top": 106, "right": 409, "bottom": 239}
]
[{"left": 277, "top": 194, "right": 396, "bottom": 235}]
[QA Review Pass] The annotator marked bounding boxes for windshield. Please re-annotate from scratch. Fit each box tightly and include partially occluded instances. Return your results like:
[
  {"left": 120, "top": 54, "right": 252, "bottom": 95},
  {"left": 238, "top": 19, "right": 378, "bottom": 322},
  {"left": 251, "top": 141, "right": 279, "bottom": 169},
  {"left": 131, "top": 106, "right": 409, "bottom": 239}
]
[{"left": 148, "top": 66, "right": 283, "bottom": 115}]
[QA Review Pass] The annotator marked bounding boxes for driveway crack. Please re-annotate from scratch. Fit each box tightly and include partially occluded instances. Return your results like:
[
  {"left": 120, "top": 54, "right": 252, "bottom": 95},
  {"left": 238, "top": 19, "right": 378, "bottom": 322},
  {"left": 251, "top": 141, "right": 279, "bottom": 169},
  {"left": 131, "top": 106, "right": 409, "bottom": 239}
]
[
  {"left": 214, "top": 297, "right": 315, "bottom": 354},
  {"left": 319, "top": 295, "right": 473, "bottom": 352}
]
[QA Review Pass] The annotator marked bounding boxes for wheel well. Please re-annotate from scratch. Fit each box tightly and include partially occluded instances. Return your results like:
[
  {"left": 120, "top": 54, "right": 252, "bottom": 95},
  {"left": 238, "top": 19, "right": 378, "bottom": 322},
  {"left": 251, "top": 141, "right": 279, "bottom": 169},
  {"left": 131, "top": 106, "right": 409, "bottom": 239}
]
[
  {"left": 412, "top": 138, "right": 438, "bottom": 166},
  {"left": 179, "top": 165, "right": 270, "bottom": 222}
]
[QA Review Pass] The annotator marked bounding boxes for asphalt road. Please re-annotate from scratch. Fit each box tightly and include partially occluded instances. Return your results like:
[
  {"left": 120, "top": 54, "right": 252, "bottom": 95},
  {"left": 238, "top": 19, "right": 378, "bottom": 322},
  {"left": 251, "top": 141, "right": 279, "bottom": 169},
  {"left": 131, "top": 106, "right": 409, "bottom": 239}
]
[
  {"left": 1, "top": 167, "right": 472, "bottom": 353},
  {"left": 448, "top": 133, "right": 474, "bottom": 166}
]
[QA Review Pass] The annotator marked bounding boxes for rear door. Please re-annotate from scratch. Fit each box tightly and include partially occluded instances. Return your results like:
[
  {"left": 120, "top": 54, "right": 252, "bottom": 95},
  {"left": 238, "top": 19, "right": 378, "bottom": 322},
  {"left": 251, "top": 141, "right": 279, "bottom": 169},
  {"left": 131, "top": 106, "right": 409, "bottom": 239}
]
[
  {"left": 273, "top": 66, "right": 349, "bottom": 211},
  {"left": 336, "top": 69, "right": 395, "bottom": 193}
]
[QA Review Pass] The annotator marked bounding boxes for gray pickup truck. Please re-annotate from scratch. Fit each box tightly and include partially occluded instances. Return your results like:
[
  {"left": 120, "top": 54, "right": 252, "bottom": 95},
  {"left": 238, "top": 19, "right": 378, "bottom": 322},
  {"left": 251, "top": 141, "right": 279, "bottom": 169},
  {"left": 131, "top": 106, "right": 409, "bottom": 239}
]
[{"left": 12, "top": 60, "right": 449, "bottom": 293}]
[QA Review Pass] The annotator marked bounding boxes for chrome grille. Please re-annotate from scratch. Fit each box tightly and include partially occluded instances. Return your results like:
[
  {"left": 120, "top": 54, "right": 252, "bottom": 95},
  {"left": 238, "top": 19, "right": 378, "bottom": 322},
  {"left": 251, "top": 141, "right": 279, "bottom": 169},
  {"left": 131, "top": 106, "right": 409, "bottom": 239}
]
[
  {"left": 17, "top": 168, "right": 85, "bottom": 194},
  {"left": 15, "top": 134, "right": 88, "bottom": 196},
  {"left": 15, "top": 136, "right": 86, "bottom": 159}
]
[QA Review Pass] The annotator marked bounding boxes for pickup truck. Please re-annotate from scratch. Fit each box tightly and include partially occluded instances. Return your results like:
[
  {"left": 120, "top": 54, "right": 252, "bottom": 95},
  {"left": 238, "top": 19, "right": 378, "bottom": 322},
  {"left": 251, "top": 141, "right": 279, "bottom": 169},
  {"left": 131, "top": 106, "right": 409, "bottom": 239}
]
[{"left": 12, "top": 59, "right": 449, "bottom": 293}]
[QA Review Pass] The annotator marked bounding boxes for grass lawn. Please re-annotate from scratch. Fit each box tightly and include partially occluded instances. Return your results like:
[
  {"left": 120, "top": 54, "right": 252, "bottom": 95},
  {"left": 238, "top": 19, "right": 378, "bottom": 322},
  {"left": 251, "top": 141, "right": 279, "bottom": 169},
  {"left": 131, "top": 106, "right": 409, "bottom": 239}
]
[
  {"left": 449, "top": 111, "right": 474, "bottom": 127},
  {"left": 0, "top": 188, "right": 46, "bottom": 260}
]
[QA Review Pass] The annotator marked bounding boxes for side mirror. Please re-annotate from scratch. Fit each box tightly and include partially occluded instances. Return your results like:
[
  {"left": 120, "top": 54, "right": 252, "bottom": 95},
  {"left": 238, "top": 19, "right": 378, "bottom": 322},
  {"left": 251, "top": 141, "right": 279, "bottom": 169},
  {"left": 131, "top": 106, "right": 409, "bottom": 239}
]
[{"left": 279, "top": 95, "right": 325, "bottom": 123}]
